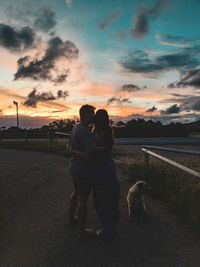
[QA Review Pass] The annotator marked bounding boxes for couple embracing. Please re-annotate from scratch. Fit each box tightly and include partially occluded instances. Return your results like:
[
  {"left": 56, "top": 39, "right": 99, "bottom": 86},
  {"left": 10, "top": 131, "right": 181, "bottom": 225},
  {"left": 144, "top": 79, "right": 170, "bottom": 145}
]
[{"left": 68, "top": 104, "right": 120, "bottom": 241}]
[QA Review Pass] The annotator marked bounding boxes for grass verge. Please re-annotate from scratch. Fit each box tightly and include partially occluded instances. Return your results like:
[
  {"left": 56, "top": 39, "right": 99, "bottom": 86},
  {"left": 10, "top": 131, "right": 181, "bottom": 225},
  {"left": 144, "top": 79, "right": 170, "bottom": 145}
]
[
  {"left": 0, "top": 140, "right": 70, "bottom": 157},
  {"left": 117, "top": 157, "right": 200, "bottom": 232}
]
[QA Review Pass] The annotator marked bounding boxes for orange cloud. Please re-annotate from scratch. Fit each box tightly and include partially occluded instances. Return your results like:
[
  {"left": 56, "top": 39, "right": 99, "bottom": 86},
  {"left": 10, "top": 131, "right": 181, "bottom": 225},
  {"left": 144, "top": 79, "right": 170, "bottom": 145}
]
[
  {"left": 77, "top": 82, "right": 115, "bottom": 96},
  {"left": 0, "top": 88, "right": 70, "bottom": 118},
  {"left": 0, "top": 86, "right": 147, "bottom": 120},
  {"left": 0, "top": 88, "right": 26, "bottom": 99},
  {"left": 137, "top": 94, "right": 167, "bottom": 100},
  {"left": 0, "top": 83, "right": 172, "bottom": 122},
  {"left": 32, "top": 102, "right": 145, "bottom": 120},
  {"left": 91, "top": 104, "right": 145, "bottom": 117}
]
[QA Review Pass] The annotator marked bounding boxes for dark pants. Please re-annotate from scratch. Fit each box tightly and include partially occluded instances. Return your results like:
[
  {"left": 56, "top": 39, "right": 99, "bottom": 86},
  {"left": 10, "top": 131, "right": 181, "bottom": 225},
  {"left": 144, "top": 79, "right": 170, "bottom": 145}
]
[
  {"left": 93, "top": 181, "right": 120, "bottom": 238},
  {"left": 93, "top": 156, "right": 120, "bottom": 239}
]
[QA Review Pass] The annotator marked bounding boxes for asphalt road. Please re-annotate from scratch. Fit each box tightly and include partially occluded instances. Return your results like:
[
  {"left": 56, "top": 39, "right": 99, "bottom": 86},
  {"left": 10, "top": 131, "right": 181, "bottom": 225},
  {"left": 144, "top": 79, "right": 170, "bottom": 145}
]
[
  {"left": 115, "top": 137, "right": 200, "bottom": 145},
  {"left": 0, "top": 149, "right": 200, "bottom": 267}
]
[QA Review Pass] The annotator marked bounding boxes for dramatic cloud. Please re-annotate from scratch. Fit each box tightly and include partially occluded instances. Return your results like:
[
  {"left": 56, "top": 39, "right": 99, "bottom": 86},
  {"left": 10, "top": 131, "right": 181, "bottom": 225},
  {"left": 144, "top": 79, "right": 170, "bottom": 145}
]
[
  {"left": 130, "top": 0, "right": 168, "bottom": 39},
  {"left": 177, "top": 95, "right": 200, "bottom": 112},
  {"left": 160, "top": 94, "right": 200, "bottom": 112},
  {"left": 34, "top": 6, "right": 57, "bottom": 33},
  {"left": 181, "top": 100, "right": 200, "bottom": 112},
  {"left": 53, "top": 74, "right": 68, "bottom": 84},
  {"left": 24, "top": 88, "right": 69, "bottom": 107},
  {"left": 168, "top": 82, "right": 184, "bottom": 88},
  {"left": 14, "top": 36, "right": 79, "bottom": 83},
  {"left": 99, "top": 7, "right": 122, "bottom": 30},
  {"left": 146, "top": 106, "right": 157, "bottom": 113},
  {"left": 120, "top": 47, "right": 200, "bottom": 74},
  {"left": 0, "top": 24, "right": 35, "bottom": 52},
  {"left": 57, "top": 90, "right": 69, "bottom": 98},
  {"left": 156, "top": 34, "right": 200, "bottom": 47},
  {"left": 107, "top": 96, "right": 131, "bottom": 105},
  {"left": 120, "top": 83, "right": 146, "bottom": 92},
  {"left": 106, "top": 84, "right": 146, "bottom": 107},
  {"left": 168, "top": 69, "right": 200, "bottom": 89},
  {"left": 160, "top": 104, "right": 180, "bottom": 115},
  {"left": 24, "top": 89, "right": 55, "bottom": 107},
  {"left": 131, "top": 10, "right": 148, "bottom": 39}
]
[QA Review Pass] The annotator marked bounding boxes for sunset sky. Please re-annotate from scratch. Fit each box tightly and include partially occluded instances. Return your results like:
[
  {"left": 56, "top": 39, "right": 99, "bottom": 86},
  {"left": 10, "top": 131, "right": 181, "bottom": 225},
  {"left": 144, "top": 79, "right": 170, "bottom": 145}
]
[{"left": 0, "top": 0, "right": 200, "bottom": 128}]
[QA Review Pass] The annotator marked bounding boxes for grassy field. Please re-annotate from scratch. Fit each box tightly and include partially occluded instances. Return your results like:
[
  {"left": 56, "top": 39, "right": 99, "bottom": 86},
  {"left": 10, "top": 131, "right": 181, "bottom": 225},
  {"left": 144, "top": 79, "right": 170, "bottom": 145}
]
[
  {"left": 1, "top": 140, "right": 200, "bottom": 229},
  {"left": 114, "top": 144, "right": 200, "bottom": 230}
]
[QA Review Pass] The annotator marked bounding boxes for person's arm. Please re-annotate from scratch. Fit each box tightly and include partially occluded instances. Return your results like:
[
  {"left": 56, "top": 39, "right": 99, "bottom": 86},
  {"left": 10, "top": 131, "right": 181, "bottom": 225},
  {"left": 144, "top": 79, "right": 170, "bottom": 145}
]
[
  {"left": 70, "top": 127, "right": 111, "bottom": 159},
  {"left": 69, "top": 147, "right": 89, "bottom": 159},
  {"left": 78, "top": 127, "right": 96, "bottom": 158},
  {"left": 67, "top": 143, "right": 106, "bottom": 159}
]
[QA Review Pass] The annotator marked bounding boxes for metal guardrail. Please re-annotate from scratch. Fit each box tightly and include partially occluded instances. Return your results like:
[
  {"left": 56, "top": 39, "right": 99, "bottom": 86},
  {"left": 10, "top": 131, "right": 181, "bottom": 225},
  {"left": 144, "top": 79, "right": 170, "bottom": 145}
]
[
  {"left": 142, "top": 145, "right": 200, "bottom": 156},
  {"left": 141, "top": 146, "right": 200, "bottom": 179},
  {"left": 55, "top": 132, "right": 70, "bottom": 137}
]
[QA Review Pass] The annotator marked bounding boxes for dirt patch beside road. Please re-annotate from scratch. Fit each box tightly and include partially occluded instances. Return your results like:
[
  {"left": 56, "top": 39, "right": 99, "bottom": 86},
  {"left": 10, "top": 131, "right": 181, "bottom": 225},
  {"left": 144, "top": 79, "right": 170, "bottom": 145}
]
[{"left": 0, "top": 149, "right": 200, "bottom": 267}]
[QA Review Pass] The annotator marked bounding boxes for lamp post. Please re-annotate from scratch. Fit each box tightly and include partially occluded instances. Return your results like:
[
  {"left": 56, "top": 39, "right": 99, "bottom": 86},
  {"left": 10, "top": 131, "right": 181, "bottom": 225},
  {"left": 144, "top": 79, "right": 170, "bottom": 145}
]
[{"left": 13, "top": 100, "right": 19, "bottom": 128}]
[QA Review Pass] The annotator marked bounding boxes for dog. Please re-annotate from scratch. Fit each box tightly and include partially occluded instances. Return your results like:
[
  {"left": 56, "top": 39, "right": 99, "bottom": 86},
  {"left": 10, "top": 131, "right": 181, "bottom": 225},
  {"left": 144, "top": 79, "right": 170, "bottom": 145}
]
[{"left": 127, "top": 180, "right": 148, "bottom": 222}]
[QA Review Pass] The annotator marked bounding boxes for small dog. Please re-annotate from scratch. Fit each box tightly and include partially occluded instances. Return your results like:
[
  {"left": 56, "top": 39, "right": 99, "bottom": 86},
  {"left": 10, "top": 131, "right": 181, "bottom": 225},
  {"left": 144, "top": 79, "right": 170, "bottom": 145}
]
[{"left": 127, "top": 180, "right": 148, "bottom": 222}]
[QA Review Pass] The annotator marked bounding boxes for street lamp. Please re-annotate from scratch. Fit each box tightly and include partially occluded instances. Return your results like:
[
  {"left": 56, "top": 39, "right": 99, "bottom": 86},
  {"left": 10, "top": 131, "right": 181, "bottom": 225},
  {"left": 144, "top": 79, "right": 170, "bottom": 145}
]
[{"left": 13, "top": 100, "right": 19, "bottom": 128}]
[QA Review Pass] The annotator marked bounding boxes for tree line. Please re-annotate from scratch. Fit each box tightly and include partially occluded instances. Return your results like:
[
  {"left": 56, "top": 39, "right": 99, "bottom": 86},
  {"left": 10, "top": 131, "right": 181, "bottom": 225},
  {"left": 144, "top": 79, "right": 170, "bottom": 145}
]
[
  {"left": 0, "top": 118, "right": 189, "bottom": 138},
  {"left": 113, "top": 119, "right": 188, "bottom": 138}
]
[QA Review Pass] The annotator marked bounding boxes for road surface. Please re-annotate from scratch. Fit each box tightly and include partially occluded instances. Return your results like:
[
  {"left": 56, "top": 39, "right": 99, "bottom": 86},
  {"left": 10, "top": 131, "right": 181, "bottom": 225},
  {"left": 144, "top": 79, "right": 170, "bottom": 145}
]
[
  {"left": 115, "top": 137, "right": 200, "bottom": 145},
  {"left": 0, "top": 149, "right": 200, "bottom": 267}
]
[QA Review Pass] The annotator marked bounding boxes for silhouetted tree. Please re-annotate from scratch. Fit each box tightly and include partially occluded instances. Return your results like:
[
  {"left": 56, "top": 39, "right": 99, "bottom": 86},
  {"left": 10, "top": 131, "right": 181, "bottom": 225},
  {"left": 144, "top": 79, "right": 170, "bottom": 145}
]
[
  {"left": 116, "top": 121, "right": 125, "bottom": 127},
  {"left": 113, "top": 119, "right": 188, "bottom": 138}
]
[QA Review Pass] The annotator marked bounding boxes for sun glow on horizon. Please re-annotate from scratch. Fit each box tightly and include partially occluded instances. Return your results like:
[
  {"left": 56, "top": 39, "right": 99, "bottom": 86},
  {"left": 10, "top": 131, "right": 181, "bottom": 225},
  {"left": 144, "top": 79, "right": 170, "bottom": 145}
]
[{"left": 0, "top": 0, "right": 200, "bottom": 127}]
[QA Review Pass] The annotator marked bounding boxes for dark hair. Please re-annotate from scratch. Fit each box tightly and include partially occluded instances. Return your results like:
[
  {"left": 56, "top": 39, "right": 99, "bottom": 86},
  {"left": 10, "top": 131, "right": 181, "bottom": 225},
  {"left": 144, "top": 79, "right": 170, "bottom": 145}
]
[
  {"left": 94, "top": 109, "right": 114, "bottom": 148},
  {"left": 79, "top": 104, "right": 95, "bottom": 120},
  {"left": 94, "top": 109, "right": 109, "bottom": 130}
]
